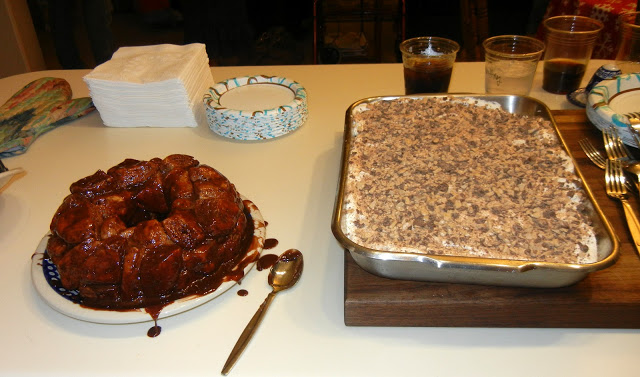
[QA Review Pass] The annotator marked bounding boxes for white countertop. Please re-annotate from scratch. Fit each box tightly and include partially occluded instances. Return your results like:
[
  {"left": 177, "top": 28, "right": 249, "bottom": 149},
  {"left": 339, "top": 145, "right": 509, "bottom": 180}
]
[{"left": 1, "top": 60, "right": 638, "bottom": 377}]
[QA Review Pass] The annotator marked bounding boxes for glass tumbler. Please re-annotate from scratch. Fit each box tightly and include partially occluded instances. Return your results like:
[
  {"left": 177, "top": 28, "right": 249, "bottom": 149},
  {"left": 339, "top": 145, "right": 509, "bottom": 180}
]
[
  {"left": 615, "top": 11, "right": 640, "bottom": 74},
  {"left": 399, "top": 37, "right": 460, "bottom": 94},
  {"left": 542, "top": 15, "right": 603, "bottom": 94},
  {"left": 483, "top": 35, "right": 545, "bottom": 95}
]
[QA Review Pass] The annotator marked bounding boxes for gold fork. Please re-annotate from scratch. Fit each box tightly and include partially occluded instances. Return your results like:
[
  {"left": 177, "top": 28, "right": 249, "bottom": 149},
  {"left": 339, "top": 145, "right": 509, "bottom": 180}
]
[
  {"left": 625, "top": 112, "right": 640, "bottom": 126},
  {"left": 579, "top": 138, "right": 637, "bottom": 191},
  {"left": 603, "top": 126, "right": 640, "bottom": 190},
  {"left": 605, "top": 160, "right": 640, "bottom": 254},
  {"left": 578, "top": 138, "right": 606, "bottom": 169},
  {"left": 628, "top": 119, "right": 640, "bottom": 145},
  {"left": 603, "top": 126, "right": 632, "bottom": 160}
]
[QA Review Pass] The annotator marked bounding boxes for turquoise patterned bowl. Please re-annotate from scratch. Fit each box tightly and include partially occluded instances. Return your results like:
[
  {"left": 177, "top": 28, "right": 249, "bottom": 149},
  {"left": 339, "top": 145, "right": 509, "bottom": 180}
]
[
  {"left": 586, "top": 72, "right": 640, "bottom": 147},
  {"left": 204, "top": 75, "right": 308, "bottom": 140}
]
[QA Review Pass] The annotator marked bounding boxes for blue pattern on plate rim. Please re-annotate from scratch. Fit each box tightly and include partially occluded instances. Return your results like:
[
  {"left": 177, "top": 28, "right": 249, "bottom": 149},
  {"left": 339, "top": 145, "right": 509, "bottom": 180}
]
[
  {"left": 586, "top": 73, "right": 640, "bottom": 147},
  {"left": 203, "top": 75, "right": 308, "bottom": 140},
  {"left": 42, "top": 253, "right": 82, "bottom": 304}
]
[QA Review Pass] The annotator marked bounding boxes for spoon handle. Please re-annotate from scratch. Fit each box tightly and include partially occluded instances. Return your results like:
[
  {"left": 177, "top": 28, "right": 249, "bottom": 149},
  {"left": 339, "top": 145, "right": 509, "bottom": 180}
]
[{"left": 221, "top": 291, "right": 277, "bottom": 375}]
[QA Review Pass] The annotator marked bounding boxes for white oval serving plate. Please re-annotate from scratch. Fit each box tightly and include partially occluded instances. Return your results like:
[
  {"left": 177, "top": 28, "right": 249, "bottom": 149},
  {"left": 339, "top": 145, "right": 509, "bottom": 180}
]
[
  {"left": 31, "top": 198, "right": 266, "bottom": 324},
  {"left": 0, "top": 168, "right": 24, "bottom": 192}
]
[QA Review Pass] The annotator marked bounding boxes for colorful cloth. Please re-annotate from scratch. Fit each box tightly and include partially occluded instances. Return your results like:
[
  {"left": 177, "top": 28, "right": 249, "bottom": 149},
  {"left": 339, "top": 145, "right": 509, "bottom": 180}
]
[
  {"left": 540, "top": 0, "right": 637, "bottom": 59},
  {"left": 0, "top": 77, "right": 95, "bottom": 157}
]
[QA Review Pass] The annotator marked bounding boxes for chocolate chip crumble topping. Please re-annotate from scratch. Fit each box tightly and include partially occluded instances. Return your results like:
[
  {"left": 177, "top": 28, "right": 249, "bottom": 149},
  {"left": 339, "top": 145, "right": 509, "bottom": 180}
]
[{"left": 342, "top": 97, "right": 597, "bottom": 264}]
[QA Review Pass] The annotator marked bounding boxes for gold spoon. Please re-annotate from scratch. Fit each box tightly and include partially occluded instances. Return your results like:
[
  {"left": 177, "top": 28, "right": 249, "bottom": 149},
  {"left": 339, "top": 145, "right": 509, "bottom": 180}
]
[{"left": 221, "top": 249, "right": 304, "bottom": 375}]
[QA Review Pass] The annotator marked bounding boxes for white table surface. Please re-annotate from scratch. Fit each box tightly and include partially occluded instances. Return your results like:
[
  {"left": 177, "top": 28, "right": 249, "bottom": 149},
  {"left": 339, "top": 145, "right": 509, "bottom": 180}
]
[{"left": 1, "top": 59, "right": 638, "bottom": 377}]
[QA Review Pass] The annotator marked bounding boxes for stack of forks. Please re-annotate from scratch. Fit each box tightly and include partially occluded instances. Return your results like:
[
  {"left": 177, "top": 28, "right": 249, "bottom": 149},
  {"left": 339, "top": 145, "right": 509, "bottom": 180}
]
[
  {"left": 580, "top": 126, "right": 640, "bottom": 254},
  {"left": 580, "top": 127, "right": 640, "bottom": 188}
]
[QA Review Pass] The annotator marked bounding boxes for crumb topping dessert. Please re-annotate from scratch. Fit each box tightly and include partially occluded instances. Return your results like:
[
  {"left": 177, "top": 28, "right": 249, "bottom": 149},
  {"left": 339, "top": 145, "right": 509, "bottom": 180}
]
[{"left": 342, "top": 97, "right": 598, "bottom": 264}]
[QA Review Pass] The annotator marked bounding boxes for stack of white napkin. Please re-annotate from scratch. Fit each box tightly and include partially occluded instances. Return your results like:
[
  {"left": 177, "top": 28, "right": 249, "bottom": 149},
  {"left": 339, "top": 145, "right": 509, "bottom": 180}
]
[{"left": 83, "top": 43, "right": 213, "bottom": 127}]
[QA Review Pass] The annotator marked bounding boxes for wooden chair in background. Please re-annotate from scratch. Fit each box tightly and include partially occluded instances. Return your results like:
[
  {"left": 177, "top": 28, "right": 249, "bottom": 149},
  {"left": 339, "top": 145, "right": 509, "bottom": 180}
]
[
  {"left": 313, "top": 0, "right": 406, "bottom": 64},
  {"left": 459, "top": 0, "right": 489, "bottom": 61}
]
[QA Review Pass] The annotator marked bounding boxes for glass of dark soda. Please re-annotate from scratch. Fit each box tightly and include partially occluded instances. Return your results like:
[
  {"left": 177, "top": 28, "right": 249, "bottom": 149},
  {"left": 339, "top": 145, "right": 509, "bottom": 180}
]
[
  {"left": 542, "top": 16, "right": 603, "bottom": 94},
  {"left": 400, "top": 37, "right": 460, "bottom": 95}
]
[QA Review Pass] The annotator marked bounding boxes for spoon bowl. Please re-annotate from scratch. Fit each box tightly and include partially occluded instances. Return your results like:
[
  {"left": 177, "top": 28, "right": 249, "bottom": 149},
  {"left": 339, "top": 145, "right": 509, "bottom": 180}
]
[
  {"left": 269, "top": 249, "right": 304, "bottom": 293},
  {"left": 221, "top": 249, "right": 303, "bottom": 375}
]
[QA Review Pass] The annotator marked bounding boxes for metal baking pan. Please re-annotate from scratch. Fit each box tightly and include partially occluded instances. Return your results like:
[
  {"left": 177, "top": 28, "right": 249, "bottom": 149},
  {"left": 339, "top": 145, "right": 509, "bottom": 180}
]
[{"left": 331, "top": 94, "right": 619, "bottom": 288}]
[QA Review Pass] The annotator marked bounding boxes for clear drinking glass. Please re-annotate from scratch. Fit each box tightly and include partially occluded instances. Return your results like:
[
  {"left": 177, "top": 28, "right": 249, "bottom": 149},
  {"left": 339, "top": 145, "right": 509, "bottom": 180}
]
[
  {"left": 615, "top": 11, "right": 640, "bottom": 74},
  {"left": 483, "top": 35, "right": 545, "bottom": 95}
]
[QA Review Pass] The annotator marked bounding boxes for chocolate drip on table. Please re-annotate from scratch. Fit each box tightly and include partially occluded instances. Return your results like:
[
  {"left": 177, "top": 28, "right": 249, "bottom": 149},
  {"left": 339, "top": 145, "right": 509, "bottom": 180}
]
[
  {"left": 257, "top": 237, "right": 280, "bottom": 271},
  {"left": 257, "top": 253, "right": 279, "bottom": 271},
  {"left": 145, "top": 305, "right": 163, "bottom": 337},
  {"left": 147, "top": 323, "right": 162, "bottom": 338},
  {"left": 263, "top": 238, "right": 279, "bottom": 249}
]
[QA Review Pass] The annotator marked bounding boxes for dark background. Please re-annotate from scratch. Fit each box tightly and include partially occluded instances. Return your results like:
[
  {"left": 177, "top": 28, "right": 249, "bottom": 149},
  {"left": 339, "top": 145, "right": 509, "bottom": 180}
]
[{"left": 29, "top": 0, "right": 547, "bottom": 69}]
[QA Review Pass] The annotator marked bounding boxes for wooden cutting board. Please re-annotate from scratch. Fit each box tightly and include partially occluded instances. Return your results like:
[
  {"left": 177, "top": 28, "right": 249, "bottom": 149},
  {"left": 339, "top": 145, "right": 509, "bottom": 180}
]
[{"left": 344, "top": 110, "right": 640, "bottom": 328}]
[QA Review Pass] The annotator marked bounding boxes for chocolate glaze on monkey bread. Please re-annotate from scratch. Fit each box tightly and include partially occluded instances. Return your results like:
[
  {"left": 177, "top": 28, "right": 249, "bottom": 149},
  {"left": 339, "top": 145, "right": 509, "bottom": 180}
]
[{"left": 46, "top": 154, "right": 256, "bottom": 310}]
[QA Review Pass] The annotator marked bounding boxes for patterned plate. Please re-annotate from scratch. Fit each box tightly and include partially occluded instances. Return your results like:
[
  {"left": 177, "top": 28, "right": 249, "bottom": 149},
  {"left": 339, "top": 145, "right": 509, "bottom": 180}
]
[
  {"left": 586, "top": 73, "right": 640, "bottom": 147},
  {"left": 204, "top": 75, "right": 308, "bottom": 140}
]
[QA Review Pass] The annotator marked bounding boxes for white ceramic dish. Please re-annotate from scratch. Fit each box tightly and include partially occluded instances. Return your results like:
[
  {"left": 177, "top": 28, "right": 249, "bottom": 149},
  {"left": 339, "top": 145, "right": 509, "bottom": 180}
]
[
  {"left": 0, "top": 168, "right": 24, "bottom": 191},
  {"left": 586, "top": 72, "right": 640, "bottom": 147},
  {"left": 203, "top": 75, "right": 308, "bottom": 140},
  {"left": 31, "top": 198, "right": 266, "bottom": 324}
]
